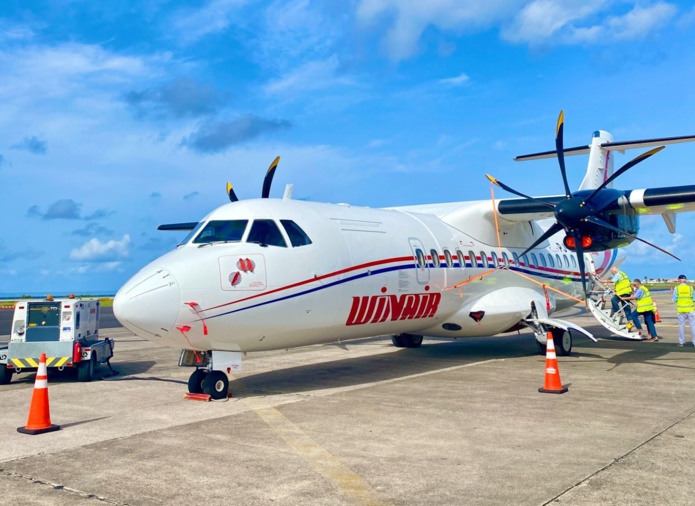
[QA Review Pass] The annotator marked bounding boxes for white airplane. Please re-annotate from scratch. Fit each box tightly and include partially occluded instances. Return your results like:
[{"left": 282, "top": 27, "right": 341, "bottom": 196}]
[{"left": 114, "top": 113, "right": 695, "bottom": 399}]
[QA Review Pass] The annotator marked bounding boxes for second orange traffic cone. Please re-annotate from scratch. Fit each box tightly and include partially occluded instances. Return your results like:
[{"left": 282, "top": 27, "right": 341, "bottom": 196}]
[
  {"left": 17, "top": 353, "right": 60, "bottom": 435},
  {"left": 539, "top": 332, "right": 568, "bottom": 394},
  {"left": 654, "top": 302, "right": 661, "bottom": 323}
]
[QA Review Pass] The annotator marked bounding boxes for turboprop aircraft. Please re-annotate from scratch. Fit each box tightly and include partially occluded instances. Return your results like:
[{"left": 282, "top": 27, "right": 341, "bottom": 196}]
[{"left": 114, "top": 112, "right": 695, "bottom": 399}]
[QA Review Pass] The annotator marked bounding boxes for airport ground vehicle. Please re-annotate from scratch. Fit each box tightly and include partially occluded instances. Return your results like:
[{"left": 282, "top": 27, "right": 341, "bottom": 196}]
[{"left": 0, "top": 296, "right": 115, "bottom": 384}]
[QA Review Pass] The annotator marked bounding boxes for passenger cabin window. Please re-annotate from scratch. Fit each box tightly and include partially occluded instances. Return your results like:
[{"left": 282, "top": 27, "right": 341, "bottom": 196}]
[
  {"left": 193, "top": 220, "right": 248, "bottom": 244},
  {"left": 491, "top": 252, "right": 499, "bottom": 267},
  {"left": 530, "top": 253, "right": 538, "bottom": 267},
  {"left": 468, "top": 251, "right": 476, "bottom": 268},
  {"left": 456, "top": 250, "right": 465, "bottom": 269},
  {"left": 512, "top": 252, "right": 519, "bottom": 266},
  {"left": 444, "top": 249, "right": 453, "bottom": 268},
  {"left": 548, "top": 255, "right": 555, "bottom": 268},
  {"left": 539, "top": 254, "right": 547, "bottom": 267},
  {"left": 556, "top": 254, "right": 562, "bottom": 268},
  {"left": 247, "top": 220, "right": 287, "bottom": 247},
  {"left": 430, "top": 249, "right": 441, "bottom": 268},
  {"left": 502, "top": 252, "right": 510, "bottom": 267},
  {"left": 522, "top": 254, "right": 529, "bottom": 267},
  {"left": 415, "top": 248, "right": 426, "bottom": 268},
  {"left": 480, "top": 251, "right": 487, "bottom": 267},
  {"left": 563, "top": 254, "right": 570, "bottom": 268},
  {"left": 571, "top": 256, "right": 577, "bottom": 268},
  {"left": 280, "top": 220, "right": 312, "bottom": 247}
]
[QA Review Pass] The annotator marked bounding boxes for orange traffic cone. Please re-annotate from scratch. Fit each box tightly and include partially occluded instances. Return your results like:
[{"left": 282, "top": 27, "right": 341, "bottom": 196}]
[
  {"left": 654, "top": 303, "right": 661, "bottom": 323},
  {"left": 17, "top": 353, "right": 60, "bottom": 435},
  {"left": 539, "top": 332, "right": 568, "bottom": 394}
]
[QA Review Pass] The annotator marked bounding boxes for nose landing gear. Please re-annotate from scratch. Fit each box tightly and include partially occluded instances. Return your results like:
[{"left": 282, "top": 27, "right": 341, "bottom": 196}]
[{"left": 187, "top": 368, "right": 230, "bottom": 400}]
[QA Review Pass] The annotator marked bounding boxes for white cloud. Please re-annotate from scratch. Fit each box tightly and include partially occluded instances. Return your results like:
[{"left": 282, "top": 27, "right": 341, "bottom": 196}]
[
  {"left": 170, "top": 0, "right": 248, "bottom": 43},
  {"left": 70, "top": 235, "right": 131, "bottom": 262},
  {"left": 264, "top": 55, "right": 355, "bottom": 96},
  {"left": 356, "top": 0, "right": 525, "bottom": 61},
  {"left": 503, "top": 1, "right": 678, "bottom": 45},
  {"left": 438, "top": 72, "right": 470, "bottom": 86},
  {"left": 607, "top": 3, "right": 677, "bottom": 41}
]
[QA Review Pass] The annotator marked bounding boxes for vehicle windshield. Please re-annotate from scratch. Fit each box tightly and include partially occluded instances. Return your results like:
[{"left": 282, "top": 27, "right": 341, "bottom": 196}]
[
  {"left": 193, "top": 220, "right": 249, "bottom": 244},
  {"left": 178, "top": 222, "right": 204, "bottom": 246}
]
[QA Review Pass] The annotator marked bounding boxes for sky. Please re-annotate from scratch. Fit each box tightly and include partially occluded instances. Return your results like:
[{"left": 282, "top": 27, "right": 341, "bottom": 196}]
[{"left": 1, "top": 0, "right": 695, "bottom": 295}]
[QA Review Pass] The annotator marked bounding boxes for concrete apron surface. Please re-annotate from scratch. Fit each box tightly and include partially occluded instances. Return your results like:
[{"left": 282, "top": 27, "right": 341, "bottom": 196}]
[{"left": 0, "top": 292, "right": 694, "bottom": 505}]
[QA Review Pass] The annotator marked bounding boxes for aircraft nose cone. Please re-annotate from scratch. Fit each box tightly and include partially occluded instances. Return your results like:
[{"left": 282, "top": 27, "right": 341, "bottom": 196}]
[{"left": 114, "top": 267, "right": 180, "bottom": 338}]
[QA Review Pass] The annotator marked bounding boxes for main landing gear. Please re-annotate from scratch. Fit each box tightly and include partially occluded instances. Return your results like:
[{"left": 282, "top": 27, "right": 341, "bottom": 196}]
[
  {"left": 187, "top": 369, "right": 229, "bottom": 400},
  {"left": 535, "top": 328, "right": 573, "bottom": 357},
  {"left": 391, "top": 333, "right": 424, "bottom": 348}
]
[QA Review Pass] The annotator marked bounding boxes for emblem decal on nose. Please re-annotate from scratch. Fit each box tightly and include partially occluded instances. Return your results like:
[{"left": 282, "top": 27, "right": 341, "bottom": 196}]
[
  {"left": 229, "top": 271, "right": 242, "bottom": 286},
  {"left": 236, "top": 258, "right": 255, "bottom": 273}
]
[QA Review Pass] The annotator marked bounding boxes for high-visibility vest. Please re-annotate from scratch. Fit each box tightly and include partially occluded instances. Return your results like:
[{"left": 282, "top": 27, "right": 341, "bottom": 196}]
[
  {"left": 636, "top": 286, "right": 654, "bottom": 313},
  {"left": 614, "top": 271, "right": 632, "bottom": 296},
  {"left": 675, "top": 284, "right": 695, "bottom": 313}
]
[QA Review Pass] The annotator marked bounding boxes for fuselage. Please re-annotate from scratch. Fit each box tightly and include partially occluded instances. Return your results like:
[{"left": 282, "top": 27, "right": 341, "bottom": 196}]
[{"left": 113, "top": 198, "right": 615, "bottom": 352}]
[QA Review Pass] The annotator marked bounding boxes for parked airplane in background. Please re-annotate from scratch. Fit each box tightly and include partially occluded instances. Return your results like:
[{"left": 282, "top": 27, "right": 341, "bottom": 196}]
[{"left": 114, "top": 112, "right": 695, "bottom": 399}]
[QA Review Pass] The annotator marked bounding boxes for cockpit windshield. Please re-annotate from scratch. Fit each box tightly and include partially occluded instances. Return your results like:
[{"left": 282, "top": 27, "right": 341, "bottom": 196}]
[
  {"left": 193, "top": 220, "right": 249, "bottom": 244},
  {"left": 178, "top": 222, "right": 204, "bottom": 246}
]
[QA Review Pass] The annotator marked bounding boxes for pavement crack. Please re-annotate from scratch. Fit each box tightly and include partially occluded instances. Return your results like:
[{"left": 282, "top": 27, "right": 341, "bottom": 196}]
[
  {"left": 543, "top": 407, "right": 695, "bottom": 505},
  {"left": 0, "top": 468, "right": 130, "bottom": 505}
]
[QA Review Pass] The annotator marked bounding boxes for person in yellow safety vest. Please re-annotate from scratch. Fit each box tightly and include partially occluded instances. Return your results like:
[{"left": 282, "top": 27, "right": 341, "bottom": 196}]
[
  {"left": 672, "top": 274, "right": 695, "bottom": 347},
  {"left": 603, "top": 266, "right": 634, "bottom": 320},
  {"left": 621, "top": 279, "right": 658, "bottom": 341}
]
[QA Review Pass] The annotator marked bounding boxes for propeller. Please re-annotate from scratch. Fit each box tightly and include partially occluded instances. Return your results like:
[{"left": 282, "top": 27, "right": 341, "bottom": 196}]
[
  {"left": 488, "top": 111, "right": 673, "bottom": 297},
  {"left": 226, "top": 156, "right": 281, "bottom": 202}
]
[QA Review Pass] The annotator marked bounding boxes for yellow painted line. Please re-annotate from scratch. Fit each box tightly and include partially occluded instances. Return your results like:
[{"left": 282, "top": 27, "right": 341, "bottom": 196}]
[{"left": 256, "top": 407, "right": 391, "bottom": 506}]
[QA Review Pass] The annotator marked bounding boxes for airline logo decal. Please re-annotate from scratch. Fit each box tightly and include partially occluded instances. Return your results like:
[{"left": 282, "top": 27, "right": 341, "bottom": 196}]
[
  {"left": 237, "top": 258, "right": 255, "bottom": 273},
  {"left": 346, "top": 292, "right": 441, "bottom": 326}
]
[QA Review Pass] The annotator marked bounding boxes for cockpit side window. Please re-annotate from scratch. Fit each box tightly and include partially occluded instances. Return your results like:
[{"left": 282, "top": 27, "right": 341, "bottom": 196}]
[
  {"left": 179, "top": 222, "right": 205, "bottom": 245},
  {"left": 247, "top": 219, "right": 287, "bottom": 248},
  {"left": 193, "top": 220, "right": 248, "bottom": 244},
  {"left": 280, "top": 220, "right": 312, "bottom": 247}
]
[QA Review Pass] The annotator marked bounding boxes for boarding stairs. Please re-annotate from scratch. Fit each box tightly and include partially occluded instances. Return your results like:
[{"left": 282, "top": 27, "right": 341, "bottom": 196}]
[{"left": 585, "top": 277, "right": 643, "bottom": 340}]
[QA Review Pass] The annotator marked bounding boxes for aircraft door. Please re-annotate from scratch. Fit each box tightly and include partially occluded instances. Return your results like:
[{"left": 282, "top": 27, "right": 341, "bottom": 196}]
[{"left": 408, "top": 238, "right": 430, "bottom": 285}]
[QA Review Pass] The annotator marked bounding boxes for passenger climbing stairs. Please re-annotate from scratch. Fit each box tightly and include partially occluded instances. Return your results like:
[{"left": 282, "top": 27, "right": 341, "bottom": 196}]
[{"left": 586, "top": 277, "right": 644, "bottom": 340}]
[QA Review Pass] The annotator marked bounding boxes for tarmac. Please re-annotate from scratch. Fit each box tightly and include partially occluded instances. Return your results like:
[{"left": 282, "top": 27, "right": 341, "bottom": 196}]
[{"left": 1, "top": 292, "right": 694, "bottom": 505}]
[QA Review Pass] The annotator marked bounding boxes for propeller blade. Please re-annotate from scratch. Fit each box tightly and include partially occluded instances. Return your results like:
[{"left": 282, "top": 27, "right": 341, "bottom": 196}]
[
  {"left": 584, "top": 215, "right": 681, "bottom": 261},
  {"left": 583, "top": 146, "right": 665, "bottom": 205},
  {"left": 226, "top": 182, "right": 239, "bottom": 202},
  {"left": 572, "top": 229, "right": 588, "bottom": 298},
  {"left": 261, "top": 156, "right": 281, "bottom": 199},
  {"left": 486, "top": 175, "right": 555, "bottom": 208},
  {"left": 518, "top": 222, "right": 564, "bottom": 258},
  {"left": 555, "top": 111, "right": 572, "bottom": 198}
]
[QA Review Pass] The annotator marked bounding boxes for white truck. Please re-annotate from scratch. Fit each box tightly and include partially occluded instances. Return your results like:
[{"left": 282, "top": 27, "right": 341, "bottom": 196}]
[{"left": 0, "top": 296, "right": 115, "bottom": 384}]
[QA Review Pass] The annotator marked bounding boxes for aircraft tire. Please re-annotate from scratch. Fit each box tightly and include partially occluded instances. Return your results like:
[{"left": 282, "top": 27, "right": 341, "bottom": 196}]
[
  {"left": 77, "top": 355, "right": 96, "bottom": 382},
  {"left": 188, "top": 369, "right": 207, "bottom": 394},
  {"left": 536, "top": 340, "right": 547, "bottom": 356},
  {"left": 0, "top": 364, "right": 13, "bottom": 385},
  {"left": 392, "top": 334, "right": 423, "bottom": 348},
  {"left": 202, "top": 371, "right": 229, "bottom": 400},
  {"left": 391, "top": 335, "right": 406, "bottom": 347},
  {"left": 553, "top": 328, "right": 572, "bottom": 356}
]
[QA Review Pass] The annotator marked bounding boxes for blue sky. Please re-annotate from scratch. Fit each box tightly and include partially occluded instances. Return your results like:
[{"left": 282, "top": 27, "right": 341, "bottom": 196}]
[{"left": 1, "top": 0, "right": 694, "bottom": 294}]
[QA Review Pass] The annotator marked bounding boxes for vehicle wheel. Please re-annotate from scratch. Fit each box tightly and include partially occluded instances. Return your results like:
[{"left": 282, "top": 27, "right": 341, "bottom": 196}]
[
  {"left": 403, "top": 334, "right": 423, "bottom": 348},
  {"left": 391, "top": 335, "right": 406, "bottom": 347},
  {"left": 0, "top": 364, "right": 13, "bottom": 385},
  {"left": 77, "top": 355, "right": 96, "bottom": 382},
  {"left": 188, "top": 369, "right": 207, "bottom": 394},
  {"left": 553, "top": 328, "right": 572, "bottom": 356},
  {"left": 202, "top": 371, "right": 229, "bottom": 400},
  {"left": 536, "top": 339, "right": 547, "bottom": 356}
]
